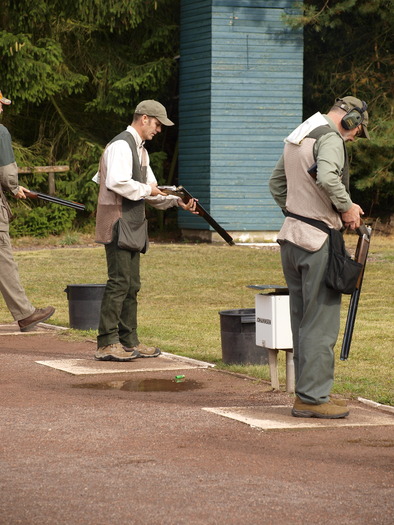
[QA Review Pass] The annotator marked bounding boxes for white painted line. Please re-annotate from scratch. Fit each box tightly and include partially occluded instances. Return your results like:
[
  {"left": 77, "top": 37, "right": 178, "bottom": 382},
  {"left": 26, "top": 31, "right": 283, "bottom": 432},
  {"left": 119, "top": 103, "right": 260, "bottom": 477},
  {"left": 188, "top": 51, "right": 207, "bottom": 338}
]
[
  {"left": 39, "top": 322, "right": 68, "bottom": 331},
  {"left": 234, "top": 243, "right": 278, "bottom": 247},
  {"left": 0, "top": 322, "right": 67, "bottom": 335},
  {"left": 202, "top": 405, "right": 394, "bottom": 431},
  {"left": 161, "top": 351, "right": 215, "bottom": 368},
  {"left": 357, "top": 397, "right": 394, "bottom": 414}
]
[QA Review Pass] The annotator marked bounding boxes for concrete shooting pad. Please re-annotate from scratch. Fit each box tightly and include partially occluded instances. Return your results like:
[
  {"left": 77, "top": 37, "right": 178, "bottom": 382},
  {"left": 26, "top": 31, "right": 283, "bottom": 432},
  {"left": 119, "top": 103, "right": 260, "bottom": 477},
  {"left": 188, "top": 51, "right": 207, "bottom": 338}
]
[
  {"left": 203, "top": 404, "right": 394, "bottom": 431},
  {"left": 0, "top": 322, "right": 213, "bottom": 375},
  {"left": 36, "top": 352, "right": 215, "bottom": 376}
]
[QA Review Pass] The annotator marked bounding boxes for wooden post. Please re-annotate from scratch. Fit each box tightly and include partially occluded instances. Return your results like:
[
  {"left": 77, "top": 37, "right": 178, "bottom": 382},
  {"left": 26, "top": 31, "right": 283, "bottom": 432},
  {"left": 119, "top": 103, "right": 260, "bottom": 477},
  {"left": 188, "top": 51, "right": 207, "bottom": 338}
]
[
  {"left": 285, "top": 350, "right": 295, "bottom": 393},
  {"left": 18, "top": 165, "right": 69, "bottom": 195},
  {"left": 48, "top": 172, "right": 55, "bottom": 195},
  {"left": 268, "top": 349, "right": 280, "bottom": 390}
]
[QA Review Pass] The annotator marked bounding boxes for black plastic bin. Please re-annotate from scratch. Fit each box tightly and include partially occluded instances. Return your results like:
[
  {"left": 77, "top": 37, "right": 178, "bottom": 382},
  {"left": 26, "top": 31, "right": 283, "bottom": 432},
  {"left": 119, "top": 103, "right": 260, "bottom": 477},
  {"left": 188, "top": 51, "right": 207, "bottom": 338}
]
[
  {"left": 219, "top": 308, "right": 268, "bottom": 365},
  {"left": 64, "top": 284, "right": 106, "bottom": 330}
]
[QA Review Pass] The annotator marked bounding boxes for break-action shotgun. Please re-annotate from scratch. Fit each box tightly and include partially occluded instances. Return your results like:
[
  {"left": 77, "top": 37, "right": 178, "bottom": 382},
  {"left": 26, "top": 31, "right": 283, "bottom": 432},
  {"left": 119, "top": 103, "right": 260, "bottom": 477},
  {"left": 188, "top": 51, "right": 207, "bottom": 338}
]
[{"left": 158, "top": 185, "right": 235, "bottom": 246}]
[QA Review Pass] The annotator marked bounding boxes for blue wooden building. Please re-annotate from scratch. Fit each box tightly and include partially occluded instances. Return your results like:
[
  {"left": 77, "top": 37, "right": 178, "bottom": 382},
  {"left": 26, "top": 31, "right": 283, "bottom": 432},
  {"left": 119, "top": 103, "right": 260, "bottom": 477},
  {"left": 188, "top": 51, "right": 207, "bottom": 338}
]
[{"left": 178, "top": 0, "right": 303, "bottom": 241}]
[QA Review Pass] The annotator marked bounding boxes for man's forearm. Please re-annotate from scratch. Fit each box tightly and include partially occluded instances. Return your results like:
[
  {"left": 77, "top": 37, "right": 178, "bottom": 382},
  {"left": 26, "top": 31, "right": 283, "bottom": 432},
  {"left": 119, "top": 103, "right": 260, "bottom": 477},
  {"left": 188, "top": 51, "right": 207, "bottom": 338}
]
[{"left": 315, "top": 168, "right": 352, "bottom": 212}]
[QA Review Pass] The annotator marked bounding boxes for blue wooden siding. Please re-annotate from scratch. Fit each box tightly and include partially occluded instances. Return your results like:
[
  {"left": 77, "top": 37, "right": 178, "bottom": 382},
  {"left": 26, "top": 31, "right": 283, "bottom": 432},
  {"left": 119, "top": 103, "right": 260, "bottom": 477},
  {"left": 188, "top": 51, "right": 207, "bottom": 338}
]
[{"left": 179, "top": 0, "right": 303, "bottom": 231}]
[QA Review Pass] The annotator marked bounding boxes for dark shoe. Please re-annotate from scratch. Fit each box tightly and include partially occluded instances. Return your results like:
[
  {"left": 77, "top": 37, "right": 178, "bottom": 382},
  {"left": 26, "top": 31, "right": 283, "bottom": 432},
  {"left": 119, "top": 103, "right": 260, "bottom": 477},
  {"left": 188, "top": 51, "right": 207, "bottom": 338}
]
[
  {"left": 95, "top": 343, "right": 140, "bottom": 362},
  {"left": 292, "top": 396, "right": 349, "bottom": 419},
  {"left": 18, "top": 306, "right": 55, "bottom": 332},
  {"left": 124, "top": 343, "right": 161, "bottom": 358}
]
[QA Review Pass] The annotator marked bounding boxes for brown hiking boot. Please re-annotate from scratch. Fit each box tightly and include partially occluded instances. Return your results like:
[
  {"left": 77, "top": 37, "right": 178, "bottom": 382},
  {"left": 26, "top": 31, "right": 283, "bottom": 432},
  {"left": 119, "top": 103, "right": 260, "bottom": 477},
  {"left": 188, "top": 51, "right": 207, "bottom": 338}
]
[
  {"left": 18, "top": 306, "right": 55, "bottom": 332},
  {"left": 95, "top": 343, "right": 140, "bottom": 362},
  {"left": 124, "top": 343, "right": 161, "bottom": 358},
  {"left": 292, "top": 396, "right": 349, "bottom": 419},
  {"left": 330, "top": 396, "right": 348, "bottom": 407}
]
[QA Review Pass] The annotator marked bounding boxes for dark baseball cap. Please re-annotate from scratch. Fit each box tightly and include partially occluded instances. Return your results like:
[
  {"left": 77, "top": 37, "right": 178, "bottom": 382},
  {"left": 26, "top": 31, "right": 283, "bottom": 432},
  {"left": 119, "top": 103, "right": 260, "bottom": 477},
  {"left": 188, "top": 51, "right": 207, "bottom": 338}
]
[
  {"left": 134, "top": 100, "right": 174, "bottom": 126},
  {"left": 334, "top": 96, "right": 370, "bottom": 139},
  {"left": 0, "top": 92, "right": 12, "bottom": 105}
]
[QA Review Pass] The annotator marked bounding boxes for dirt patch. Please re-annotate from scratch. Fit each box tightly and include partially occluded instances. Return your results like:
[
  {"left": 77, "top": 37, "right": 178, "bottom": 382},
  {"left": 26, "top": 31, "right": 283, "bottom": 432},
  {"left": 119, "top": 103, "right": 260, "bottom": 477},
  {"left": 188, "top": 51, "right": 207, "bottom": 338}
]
[{"left": 1, "top": 331, "right": 393, "bottom": 525}]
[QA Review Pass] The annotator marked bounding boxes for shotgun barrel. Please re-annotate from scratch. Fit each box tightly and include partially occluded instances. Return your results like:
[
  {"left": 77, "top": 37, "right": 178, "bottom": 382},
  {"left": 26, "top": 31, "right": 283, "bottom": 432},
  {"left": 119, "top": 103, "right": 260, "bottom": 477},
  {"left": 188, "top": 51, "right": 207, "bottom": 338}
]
[
  {"left": 24, "top": 189, "right": 86, "bottom": 211},
  {"left": 158, "top": 185, "right": 235, "bottom": 246},
  {"left": 340, "top": 224, "right": 372, "bottom": 360}
]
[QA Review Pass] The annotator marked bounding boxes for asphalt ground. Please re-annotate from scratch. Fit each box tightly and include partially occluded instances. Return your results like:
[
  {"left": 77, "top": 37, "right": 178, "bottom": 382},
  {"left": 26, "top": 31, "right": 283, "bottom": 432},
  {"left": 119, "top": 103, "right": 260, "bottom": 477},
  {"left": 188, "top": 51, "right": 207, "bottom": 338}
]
[{"left": 0, "top": 324, "right": 393, "bottom": 525}]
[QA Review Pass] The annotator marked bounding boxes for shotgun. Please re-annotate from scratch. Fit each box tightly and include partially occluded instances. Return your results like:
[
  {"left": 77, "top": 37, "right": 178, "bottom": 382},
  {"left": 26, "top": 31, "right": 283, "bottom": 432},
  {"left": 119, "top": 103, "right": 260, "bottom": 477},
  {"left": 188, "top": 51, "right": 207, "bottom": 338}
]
[
  {"left": 158, "top": 185, "right": 235, "bottom": 246},
  {"left": 340, "top": 223, "right": 372, "bottom": 360},
  {"left": 24, "top": 189, "right": 86, "bottom": 211}
]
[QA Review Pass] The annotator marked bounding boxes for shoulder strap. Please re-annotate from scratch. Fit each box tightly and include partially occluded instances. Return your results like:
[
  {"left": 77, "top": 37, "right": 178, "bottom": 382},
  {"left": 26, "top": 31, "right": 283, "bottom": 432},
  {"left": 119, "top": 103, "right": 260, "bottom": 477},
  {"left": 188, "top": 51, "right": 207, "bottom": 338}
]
[
  {"left": 307, "top": 125, "right": 349, "bottom": 193},
  {"left": 284, "top": 210, "right": 330, "bottom": 234},
  {"left": 306, "top": 124, "right": 339, "bottom": 141}
]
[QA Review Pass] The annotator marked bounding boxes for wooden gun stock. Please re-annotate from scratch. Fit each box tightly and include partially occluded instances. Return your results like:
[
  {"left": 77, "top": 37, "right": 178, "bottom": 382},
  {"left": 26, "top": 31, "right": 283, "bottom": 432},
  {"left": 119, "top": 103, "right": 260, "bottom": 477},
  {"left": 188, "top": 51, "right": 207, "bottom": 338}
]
[
  {"left": 24, "top": 189, "right": 86, "bottom": 211},
  {"left": 158, "top": 185, "right": 235, "bottom": 246},
  {"left": 340, "top": 224, "right": 372, "bottom": 361}
]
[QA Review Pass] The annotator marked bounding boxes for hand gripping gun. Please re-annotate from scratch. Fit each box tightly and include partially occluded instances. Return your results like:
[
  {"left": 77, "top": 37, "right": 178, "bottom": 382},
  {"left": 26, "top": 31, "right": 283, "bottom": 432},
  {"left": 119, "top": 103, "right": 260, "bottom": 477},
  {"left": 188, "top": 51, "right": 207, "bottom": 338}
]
[
  {"left": 340, "top": 223, "right": 372, "bottom": 360},
  {"left": 158, "top": 185, "right": 235, "bottom": 246}
]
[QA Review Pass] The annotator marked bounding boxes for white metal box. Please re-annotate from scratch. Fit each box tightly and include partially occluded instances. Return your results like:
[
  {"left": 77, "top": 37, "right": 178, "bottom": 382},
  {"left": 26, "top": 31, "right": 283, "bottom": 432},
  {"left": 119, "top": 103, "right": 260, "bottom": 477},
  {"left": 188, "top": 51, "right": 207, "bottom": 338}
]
[{"left": 255, "top": 294, "right": 293, "bottom": 349}]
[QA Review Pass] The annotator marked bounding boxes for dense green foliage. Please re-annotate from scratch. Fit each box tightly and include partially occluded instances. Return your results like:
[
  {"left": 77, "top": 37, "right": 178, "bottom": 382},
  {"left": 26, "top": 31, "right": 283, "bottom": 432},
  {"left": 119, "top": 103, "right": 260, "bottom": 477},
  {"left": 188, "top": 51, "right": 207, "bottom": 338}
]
[
  {"left": 1, "top": 0, "right": 179, "bottom": 235},
  {"left": 0, "top": 0, "right": 392, "bottom": 236}
]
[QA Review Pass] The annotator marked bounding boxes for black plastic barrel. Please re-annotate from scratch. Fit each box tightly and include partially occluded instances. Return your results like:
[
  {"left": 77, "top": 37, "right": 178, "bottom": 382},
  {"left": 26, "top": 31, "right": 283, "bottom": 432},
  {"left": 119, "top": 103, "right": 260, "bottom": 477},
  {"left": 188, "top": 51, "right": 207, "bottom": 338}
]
[
  {"left": 64, "top": 284, "right": 106, "bottom": 330},
  {"left": 219, "top": 308, "right": 268, "bottom": 365}
]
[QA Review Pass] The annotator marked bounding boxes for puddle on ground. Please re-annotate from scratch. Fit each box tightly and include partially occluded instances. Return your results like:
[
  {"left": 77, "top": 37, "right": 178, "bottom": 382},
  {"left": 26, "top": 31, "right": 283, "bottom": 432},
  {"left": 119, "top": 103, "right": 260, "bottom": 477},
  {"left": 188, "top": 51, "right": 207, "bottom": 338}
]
[{"left": 74, "top": 378, "right": 204, "bottom": 392}]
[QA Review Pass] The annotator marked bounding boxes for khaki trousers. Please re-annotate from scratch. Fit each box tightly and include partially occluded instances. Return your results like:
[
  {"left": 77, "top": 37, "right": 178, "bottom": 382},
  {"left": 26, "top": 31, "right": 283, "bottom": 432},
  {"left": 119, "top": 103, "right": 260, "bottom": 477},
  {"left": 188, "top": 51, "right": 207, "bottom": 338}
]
[
  {"left": 0, "top": 231, "right": 35, "bottom": 321},
  {"left": 280, "top": 239, "right": 342, "bottom": 404}
]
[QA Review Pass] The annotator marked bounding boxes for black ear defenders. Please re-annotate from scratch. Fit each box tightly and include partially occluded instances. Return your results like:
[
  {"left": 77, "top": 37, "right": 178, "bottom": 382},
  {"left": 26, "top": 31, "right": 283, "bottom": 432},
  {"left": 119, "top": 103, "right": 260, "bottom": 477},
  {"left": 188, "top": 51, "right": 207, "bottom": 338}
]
[{"left": 338, "top": 99, "right": 368, "bottom": 131}]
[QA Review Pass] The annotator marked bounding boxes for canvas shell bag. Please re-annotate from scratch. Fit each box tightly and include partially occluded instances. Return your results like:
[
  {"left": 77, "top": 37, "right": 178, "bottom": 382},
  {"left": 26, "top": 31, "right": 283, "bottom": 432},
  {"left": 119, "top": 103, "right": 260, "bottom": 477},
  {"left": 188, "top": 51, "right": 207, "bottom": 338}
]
[
  {"left": 116, "top": 215, "right": 149, "bottom": 254},
  {"left": 284, "top": 211, "right": 363, "bottom": 295},
  {"left": 325, "top": 228, "right": 363, "bottom": 295}
]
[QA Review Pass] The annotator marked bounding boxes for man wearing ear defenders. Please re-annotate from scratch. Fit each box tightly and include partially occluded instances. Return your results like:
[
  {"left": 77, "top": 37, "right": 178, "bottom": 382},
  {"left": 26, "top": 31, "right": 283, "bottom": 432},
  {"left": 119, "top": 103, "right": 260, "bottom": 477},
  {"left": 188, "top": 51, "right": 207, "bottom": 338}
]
[{"left": 269, "top": 95, "right": 370, "bottom": 419}]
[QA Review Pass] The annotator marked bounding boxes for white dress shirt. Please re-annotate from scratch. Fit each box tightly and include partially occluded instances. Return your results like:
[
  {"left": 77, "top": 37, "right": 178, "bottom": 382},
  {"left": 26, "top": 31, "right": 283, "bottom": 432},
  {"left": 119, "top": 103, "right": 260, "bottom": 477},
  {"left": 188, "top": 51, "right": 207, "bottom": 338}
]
[{"left": 93, "top": 125, "right": 178, "bottom": 210}]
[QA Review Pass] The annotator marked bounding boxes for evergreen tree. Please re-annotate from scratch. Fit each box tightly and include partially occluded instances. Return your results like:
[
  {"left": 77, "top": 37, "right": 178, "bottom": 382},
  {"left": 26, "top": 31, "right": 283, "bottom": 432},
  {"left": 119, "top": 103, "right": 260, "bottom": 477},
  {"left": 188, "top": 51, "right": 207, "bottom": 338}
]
[{"left": 1, "top": 0, "right": 179, "bottom": 235}]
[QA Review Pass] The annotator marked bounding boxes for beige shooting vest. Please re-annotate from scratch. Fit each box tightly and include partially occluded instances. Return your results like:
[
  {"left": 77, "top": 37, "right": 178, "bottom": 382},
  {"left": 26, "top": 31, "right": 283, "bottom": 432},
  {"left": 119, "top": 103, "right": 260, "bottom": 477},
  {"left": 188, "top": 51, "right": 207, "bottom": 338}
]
[
  {"left": 95, "top": 131, "right": 149, "bottom": 253},
  {"left": 277, "top": 126, "right": 348, "bottom": 252}
]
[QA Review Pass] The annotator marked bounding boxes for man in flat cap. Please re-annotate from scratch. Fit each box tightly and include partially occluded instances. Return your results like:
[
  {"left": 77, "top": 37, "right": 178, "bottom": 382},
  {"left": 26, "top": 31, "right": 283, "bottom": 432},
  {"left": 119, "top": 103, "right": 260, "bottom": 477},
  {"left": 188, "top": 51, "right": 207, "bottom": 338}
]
[
  {"left": 269, "top": 95, "right": 370, "bottom": 419},
  {"left": 94, "top": 100, "right": 197, "bottom": 362},
  {"left": 0, "top": 91, "right": 55, "bottom": 331}
]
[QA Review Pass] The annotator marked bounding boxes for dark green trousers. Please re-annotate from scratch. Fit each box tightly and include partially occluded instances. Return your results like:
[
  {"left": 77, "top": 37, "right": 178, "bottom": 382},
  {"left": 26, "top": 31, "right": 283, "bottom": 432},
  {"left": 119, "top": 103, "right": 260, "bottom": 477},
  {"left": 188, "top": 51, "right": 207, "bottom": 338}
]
[
  {"left": 280, "top": 239, "right": 342, "bottom": 404},
  {"left": 97, "top": 236, "right": 141, "bottom": 349}
]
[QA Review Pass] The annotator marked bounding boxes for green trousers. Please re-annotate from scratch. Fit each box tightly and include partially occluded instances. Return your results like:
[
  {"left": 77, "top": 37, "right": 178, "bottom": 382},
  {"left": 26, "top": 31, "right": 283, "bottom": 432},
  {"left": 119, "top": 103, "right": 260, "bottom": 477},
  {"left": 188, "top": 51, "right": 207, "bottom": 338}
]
[
  {"left": 280, "top": 239, "right": 342, "bottom": 404},
  {"left": 97, "top": 235, "right": 141, "bottom": 349}
]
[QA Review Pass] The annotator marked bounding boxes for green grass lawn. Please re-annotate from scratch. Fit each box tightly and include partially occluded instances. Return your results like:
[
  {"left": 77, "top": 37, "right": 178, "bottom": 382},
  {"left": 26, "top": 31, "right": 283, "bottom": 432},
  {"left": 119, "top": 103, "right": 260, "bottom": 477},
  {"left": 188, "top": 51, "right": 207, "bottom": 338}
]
[{"left": 2, "top": 232, "right": 393, "bottom": 405}]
